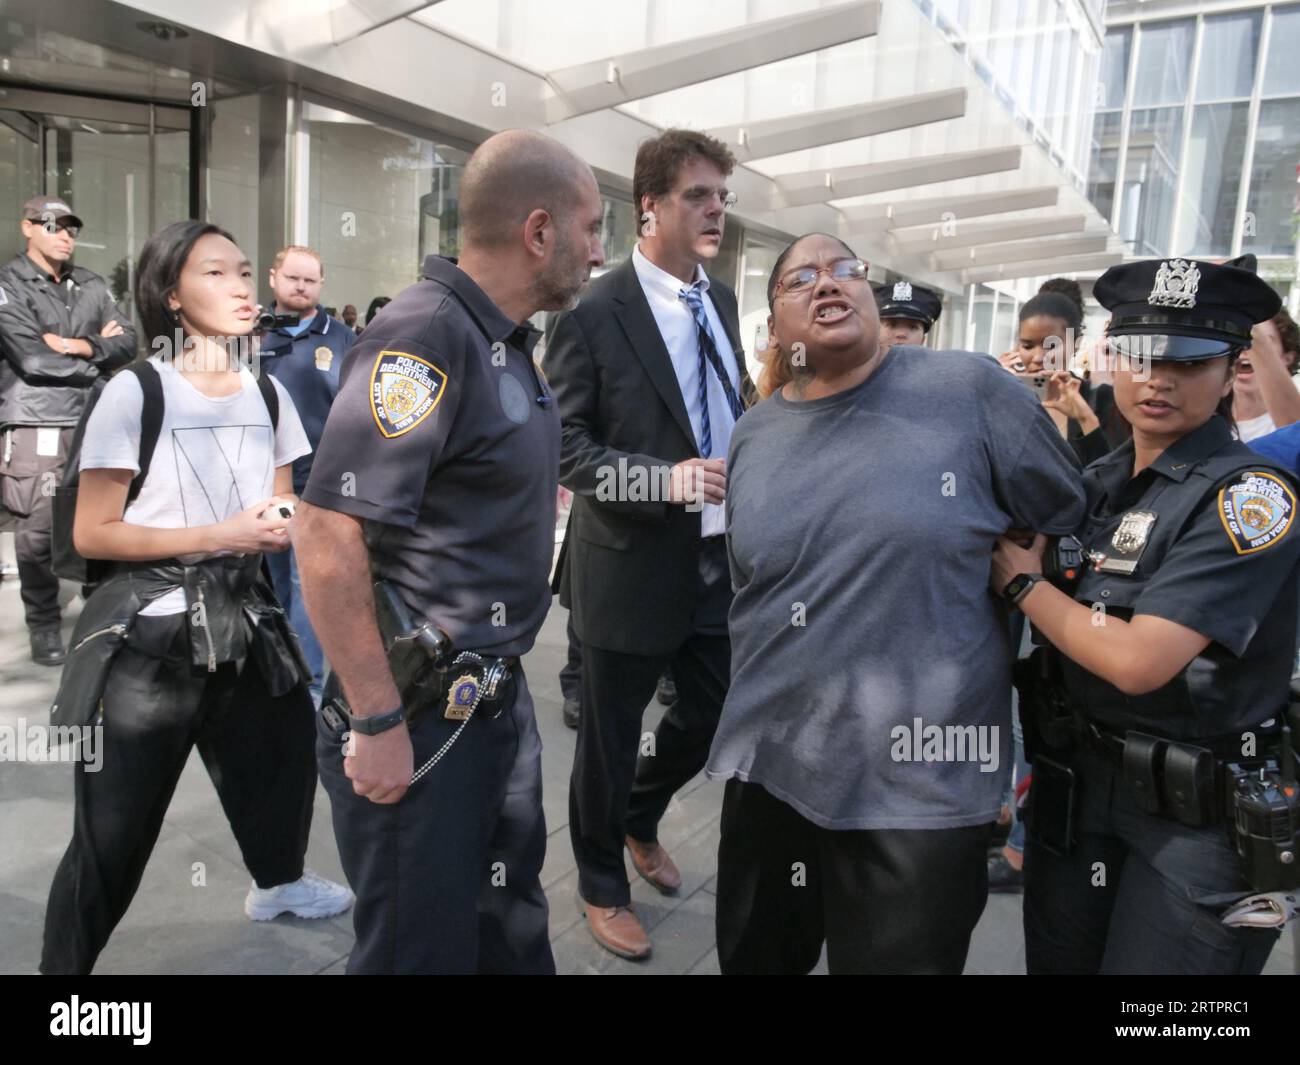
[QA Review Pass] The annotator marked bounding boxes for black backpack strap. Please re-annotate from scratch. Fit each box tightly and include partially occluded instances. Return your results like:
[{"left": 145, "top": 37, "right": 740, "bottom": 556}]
[
  {"left": 255, "top": 372, "right": 280, "bottom": 430},
  {"left": 125, "top": 361, "right": 164, "bottom": 504}
]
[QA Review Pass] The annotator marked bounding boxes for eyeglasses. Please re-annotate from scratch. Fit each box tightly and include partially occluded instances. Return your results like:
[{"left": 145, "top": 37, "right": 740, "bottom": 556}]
[
  {"left": 679, "top": 185, "right": 738, "bottom": 210},
  {"left": 775, "top": 258, "right": 869, "bottom": 296},
  {"left": 56, "top": 223, "right": 81, "bottom": 238}
]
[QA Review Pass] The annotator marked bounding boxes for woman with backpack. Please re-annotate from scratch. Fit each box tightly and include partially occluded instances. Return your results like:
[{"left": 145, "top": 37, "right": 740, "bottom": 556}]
[{"left": 40, "top": 220, "right": 352, "bottom": 975}]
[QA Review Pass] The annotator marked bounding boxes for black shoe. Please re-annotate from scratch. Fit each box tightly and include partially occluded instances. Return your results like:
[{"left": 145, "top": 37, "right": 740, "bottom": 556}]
[
  {"left": 987, "top": 852, "right": 1024, "bottom": 894},
  {"left": 562, "top": 698, "right": 580, "bottom": 730},
  {"left": 30, "top": 628, "right": 66, "bottom": 667},
  {"left": 655, "top": 673, "right": 677, "bottom": 706}
]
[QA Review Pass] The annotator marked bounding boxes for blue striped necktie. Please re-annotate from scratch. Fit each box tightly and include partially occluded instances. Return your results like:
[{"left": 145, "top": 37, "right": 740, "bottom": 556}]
[{"left": 679, "top": 283, "right": 744, "bottom": 458}]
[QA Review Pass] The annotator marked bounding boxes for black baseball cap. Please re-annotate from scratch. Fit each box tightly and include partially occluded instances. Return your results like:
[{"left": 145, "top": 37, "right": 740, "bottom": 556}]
[
  {"left": 1096, "top": 255, "right": 1280, "bottom": 361},
  {"left": 873, "top": 280, "right": 942, "bottom": 332},
  {"left": 21, "top": 195, "right": 84, "bottom": 229}
]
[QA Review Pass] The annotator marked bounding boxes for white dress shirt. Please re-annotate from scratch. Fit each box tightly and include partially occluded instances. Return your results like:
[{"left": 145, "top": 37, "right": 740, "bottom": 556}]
[{"left": 631, "top": 243, "right": 740, "bottom": 537}]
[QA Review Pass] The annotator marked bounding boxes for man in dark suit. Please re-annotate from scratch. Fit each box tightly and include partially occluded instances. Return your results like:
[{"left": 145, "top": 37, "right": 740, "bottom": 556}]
[{"left": 544, "top": 129, "right": 754, "bottom": 960}]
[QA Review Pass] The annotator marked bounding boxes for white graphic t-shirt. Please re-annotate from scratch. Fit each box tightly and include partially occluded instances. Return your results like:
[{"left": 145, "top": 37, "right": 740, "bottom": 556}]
[{"left": 80, "top": 357, "right": 310, "bottom": 614}]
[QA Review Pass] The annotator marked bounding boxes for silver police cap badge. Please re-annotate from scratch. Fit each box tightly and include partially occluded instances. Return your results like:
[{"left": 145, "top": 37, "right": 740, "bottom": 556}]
[
  {"left": 892, "top": 281, "right": 913, "bottom": 302},
  {"left": 1148, "top": 259, "right": 1199, "bottom": 309}
]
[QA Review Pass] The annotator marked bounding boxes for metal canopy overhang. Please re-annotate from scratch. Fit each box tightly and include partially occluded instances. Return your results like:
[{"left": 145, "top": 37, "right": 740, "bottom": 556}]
[
  {"left": 773, "top": 146, "right": 1024, "bottom": 210},
  {"left": 961, "top": 251, "right": 1123, "bottom": 286},
  {"left": 841, "top": 186, "right": 1062, "bottom": 233},
  {"left": 18, "top": 0, "right": 1119, "bottom": 295},
  {"left": 708, "top": 88, "right": 968, "bottom": 165},
  {"left": 330, "top": 1, "right": 448, "bottom": 45},
  {"left": 543, "top": 0, "right": 881, "bottom": 123},
  {"left": 932, "top": 233, "right": 1111, "bottom": 273},
  {"left": 890, "top": 213, "right": 1090, "bottom": 254}
]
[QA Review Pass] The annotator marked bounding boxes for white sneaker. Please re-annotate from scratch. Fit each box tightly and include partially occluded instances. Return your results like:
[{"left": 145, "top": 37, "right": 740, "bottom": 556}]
[{"left": 244, "top": 869, "right": 354, "bottom": 921}]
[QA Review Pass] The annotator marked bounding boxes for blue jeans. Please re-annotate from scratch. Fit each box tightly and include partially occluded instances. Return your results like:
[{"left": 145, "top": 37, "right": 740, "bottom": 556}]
[{"left": 265, "top": 547, "right": 325, "bottom": 707}]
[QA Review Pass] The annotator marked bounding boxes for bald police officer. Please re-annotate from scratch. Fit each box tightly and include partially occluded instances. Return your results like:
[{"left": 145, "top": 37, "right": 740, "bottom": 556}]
[
  {"left": 292, "top": 130, "right": 606, "bottom": 974},
  {"left": 874, "top": 280, "right": 942, "bottom": 351}
]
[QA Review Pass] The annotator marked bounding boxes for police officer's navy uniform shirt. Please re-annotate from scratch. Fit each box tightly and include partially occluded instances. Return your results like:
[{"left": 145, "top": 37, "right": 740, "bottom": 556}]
[
  {"left": 1066, "top": 414, "right": 1300, "bottom": 741},
  {"left": 302, "top": 256, "right": 560, "bottom": 658},
  {"left": 708, "top": 347, "right": 1086, "bottom": 829},
  {"left": 259, "top": 304, "right": 353, "bottom": 492}
]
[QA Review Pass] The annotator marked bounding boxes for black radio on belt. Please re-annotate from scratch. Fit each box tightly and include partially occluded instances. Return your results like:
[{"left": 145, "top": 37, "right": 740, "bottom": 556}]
[{"left": 1227, "top": 713, "right": 1300, "bottom": 892}]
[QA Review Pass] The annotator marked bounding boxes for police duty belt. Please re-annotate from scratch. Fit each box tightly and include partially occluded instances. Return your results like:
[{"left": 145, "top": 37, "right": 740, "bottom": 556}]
[{"left": 370, "top": 580, "right": 516, "bottom": 785}]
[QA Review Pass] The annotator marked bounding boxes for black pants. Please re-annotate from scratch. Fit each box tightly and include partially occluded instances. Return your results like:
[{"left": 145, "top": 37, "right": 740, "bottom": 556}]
[
  {"left": 1, "top": 426, "right": 73, "bottom": 631},
  {"left": 40, "top": 612, "right": 317, "bottom": 975},
  {"left": 716, "top": 780, "right": 993, "bottom": 974},
  {"left": 1024, "top": 746, "right": 1279, "bottom": 974},
  {"left": 318, "top": 671, "right": 553, "bottom": 974},
  {"left": 569, "top": 537, "right": 731, "bottom": 907},
  {"left": 560, "top": 613, "right": 582, "bottom": 704}
]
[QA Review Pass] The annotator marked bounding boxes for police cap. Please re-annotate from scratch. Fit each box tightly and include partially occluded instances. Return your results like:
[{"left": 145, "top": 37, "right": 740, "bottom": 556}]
[
  {"left": 1096, "top": 255, "right": 1281, "bottom": 361},
  {"left": 873, "top": 280, "right": 942, "bottom": 332}
]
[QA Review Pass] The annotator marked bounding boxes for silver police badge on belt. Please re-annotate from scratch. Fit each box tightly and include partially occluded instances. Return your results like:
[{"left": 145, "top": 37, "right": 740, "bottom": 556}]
[
  {"left": 1096, "top": 510, "right": 1157, "bottom": 574},
  {"left": 445, "top": 674, "right": 479, "bottom": 720}
]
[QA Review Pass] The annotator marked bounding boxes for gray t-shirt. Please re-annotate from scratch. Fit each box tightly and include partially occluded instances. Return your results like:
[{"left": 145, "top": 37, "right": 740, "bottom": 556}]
[{"left": 707, "top": 346, "right": 1086, "bottom": 830}]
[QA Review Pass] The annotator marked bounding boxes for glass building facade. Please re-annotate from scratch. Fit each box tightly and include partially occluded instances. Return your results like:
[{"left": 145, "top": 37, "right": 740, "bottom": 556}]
[{"left": 1090, "top": 2, "right": 1300, "bottom": 301}]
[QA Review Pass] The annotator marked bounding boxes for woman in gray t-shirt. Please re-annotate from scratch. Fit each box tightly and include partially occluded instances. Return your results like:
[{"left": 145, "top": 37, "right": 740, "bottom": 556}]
[{"left": 707, "top": 233, "right": 1084, "bottom": 974}]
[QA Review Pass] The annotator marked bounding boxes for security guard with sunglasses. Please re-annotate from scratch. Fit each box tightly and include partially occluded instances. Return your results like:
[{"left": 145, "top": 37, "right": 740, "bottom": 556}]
[
  {"left": 0, "top": 196, "right": 135, "bottom": 665},
  {"left": 989, "top": 255, "right": 1300, "bottom": 974}
]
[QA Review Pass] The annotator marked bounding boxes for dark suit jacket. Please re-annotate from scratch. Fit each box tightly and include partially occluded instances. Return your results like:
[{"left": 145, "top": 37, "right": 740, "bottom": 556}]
[{"left": 543, "top": 256, "right": 755, "bottom": 656}]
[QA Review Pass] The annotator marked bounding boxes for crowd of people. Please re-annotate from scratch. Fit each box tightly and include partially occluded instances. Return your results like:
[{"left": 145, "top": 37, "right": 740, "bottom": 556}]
[{"left": 3, "top": 123, "right": 1300, "bottom": 976}]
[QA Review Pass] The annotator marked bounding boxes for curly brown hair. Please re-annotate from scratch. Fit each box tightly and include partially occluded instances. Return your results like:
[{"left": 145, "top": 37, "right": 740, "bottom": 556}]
[{"left": 632, "top": 129, "right": 736, "bottom": 221}]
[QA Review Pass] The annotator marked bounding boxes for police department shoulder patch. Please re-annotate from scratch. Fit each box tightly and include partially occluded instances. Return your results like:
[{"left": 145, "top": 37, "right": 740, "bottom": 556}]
[
  {"left": 1218, "top": 471, "right": 1296, "bottom": 555},
  {"left": 369, "top": 349, "right": 448, "bottom": 438}
]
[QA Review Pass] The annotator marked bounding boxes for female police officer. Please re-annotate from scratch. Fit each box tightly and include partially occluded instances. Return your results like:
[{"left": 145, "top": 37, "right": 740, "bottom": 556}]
[{"left": 990, "top": 256, "right": 1300, "bottom": 975}]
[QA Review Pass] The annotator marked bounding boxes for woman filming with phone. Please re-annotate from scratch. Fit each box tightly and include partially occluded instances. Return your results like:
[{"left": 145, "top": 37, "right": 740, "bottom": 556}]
[
  {"left": 998, "top": 279, "right": 1126, "bottom": 465},
  {"left": 40, "top": 220, "right": 352, "bottom": 975},
  {"left": 990, "top": 257, "right": 1300, "bottom": 974}
]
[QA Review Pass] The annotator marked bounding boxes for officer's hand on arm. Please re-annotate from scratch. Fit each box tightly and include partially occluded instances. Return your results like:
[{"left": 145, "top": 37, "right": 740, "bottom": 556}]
[
  {"left": 668, "top": 458, "right": 726, "bottom": 506},
  {"left": 990, "top": 532, "right": 1212, "bottom": 695},
  {"left": 292, "top": 502, "right": 411, "bottom": 805}
]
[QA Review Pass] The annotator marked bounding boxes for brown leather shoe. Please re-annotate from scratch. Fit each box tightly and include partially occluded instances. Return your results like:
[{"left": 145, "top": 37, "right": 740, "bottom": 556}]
[
  {"left": 583, "top": 902, "right": 651, "bottom": 960},
  {"left": 625, "top": 836, "right": 681, "bottom": 895}
]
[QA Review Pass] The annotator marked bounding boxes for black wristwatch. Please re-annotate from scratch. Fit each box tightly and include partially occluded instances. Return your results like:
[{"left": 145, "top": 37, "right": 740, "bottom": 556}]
[
  {"left": 1002, "top": 572, "right": 1045, "bottom": 608},
  {"left": 345, "top": 704, "right": 407, "bottom": 736}
]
